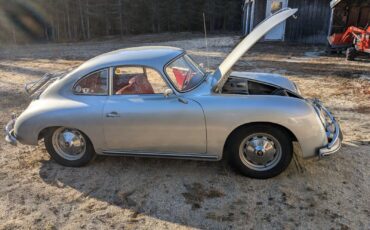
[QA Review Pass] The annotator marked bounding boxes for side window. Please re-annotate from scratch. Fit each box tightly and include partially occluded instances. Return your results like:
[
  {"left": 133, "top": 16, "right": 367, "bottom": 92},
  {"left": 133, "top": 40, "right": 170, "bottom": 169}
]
[
  {"left": 113, "top": 66, "right": 167, "bottom": 95},
  {"left": 74, "top": 69, "right": 108, "bottom": 95},
  {"left": 165, "top": 55, "right": 205, "bottom": 92}
]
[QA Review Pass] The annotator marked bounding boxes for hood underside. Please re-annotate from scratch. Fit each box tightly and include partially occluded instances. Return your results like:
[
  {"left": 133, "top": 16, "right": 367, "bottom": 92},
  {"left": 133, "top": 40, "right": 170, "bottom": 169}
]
[
  {"left": 231, "top": 72, "right": 297, "bottom": 92},
  {"left": 213, "top": 8, "right": 298, "bottom": 92},
  {"left": 222, "top": 72, "right": 301, "bottom": 98}
]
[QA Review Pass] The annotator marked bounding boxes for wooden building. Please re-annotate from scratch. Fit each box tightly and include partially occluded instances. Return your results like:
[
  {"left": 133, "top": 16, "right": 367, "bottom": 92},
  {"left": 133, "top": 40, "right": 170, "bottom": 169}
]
[{"left": 242, "top": 0, "right": 370, "bottom": 44}]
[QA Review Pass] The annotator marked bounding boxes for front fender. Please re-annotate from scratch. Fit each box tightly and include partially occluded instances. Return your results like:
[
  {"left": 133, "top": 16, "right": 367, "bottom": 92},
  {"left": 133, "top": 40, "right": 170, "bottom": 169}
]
[{"left": 197, "top": 95, "right": 327, "bottom": 158}]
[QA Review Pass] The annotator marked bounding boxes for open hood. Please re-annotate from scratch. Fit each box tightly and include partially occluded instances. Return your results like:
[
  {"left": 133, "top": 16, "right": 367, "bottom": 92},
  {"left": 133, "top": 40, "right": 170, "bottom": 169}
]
[
  {"left": 213, "top": 8, "right": 298, "bottom": 92},
  {"left": 330, "top": 0, "right": 342, "bottom": 8}
]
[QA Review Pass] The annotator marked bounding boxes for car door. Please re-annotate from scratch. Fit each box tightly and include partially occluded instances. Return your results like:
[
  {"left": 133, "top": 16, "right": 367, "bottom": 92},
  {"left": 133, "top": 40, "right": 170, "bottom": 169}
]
[{"left": 102, "top": 66, "right": 206, "bottom": 154}]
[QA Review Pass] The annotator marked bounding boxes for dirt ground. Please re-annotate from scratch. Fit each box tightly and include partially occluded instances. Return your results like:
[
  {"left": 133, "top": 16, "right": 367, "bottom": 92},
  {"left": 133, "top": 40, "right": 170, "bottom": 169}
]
[{"left": 0, "top": 33, "right": 369, "bottom": 229}]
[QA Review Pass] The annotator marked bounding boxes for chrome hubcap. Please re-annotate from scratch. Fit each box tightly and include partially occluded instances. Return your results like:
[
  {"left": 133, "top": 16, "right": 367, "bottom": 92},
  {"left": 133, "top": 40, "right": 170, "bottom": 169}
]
[
  {"left": 52, "top": 127, "right": 86, "bottom": 160},
  {"left": 239, "top": 133, "right": 282, "bottom": 171}
]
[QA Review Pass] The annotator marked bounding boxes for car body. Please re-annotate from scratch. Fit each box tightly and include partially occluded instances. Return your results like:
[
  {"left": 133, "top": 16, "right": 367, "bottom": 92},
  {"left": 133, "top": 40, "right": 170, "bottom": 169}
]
[{"left": 5, "top": 9, "right": 342, "bottom": 178}]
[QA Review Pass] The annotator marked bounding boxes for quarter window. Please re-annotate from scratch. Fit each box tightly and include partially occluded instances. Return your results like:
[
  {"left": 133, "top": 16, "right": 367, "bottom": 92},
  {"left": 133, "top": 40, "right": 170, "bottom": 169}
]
[
  {"left": 165, "top": 55, "right": 205, "bottom": 92},
  {"left": 74, "top": 69, "right": 108, "bottom": 95},
  {"left": 113, "top": 66, "right": 167, "bottom": 95}
]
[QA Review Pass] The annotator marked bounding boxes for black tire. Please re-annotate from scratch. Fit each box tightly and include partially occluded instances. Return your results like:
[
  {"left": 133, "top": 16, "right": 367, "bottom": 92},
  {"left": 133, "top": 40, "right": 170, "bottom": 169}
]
[
  {"left": 346, "top": 47, "right": 356, "bottom": 61},
  {"left": 44, "top": 127, "right": 95, "bottom": 167},
  {"left": 227, "top": 124, "right": 293, "bottom": 179}
]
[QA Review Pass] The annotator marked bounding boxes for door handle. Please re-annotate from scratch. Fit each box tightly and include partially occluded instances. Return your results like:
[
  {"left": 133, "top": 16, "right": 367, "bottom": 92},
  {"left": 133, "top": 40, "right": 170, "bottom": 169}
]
[
  {"left": 106, "top": 112, "right": 120, "bottom": 117},
  {"left": 178, "top": 97, "right": 188, "bottom": 104}
]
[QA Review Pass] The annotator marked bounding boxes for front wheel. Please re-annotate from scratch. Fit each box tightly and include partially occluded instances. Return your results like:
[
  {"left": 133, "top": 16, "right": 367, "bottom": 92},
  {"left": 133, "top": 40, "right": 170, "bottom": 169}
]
[
  {"left": 44, "top": 127, "right": 95, "bottom": 167},
  {"left": 227, "top": 125, "right": 293, "bottom": 179}
]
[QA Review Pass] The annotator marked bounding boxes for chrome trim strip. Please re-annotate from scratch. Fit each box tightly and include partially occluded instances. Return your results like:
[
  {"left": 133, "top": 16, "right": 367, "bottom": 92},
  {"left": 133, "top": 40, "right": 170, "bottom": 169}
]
[{"left": 102, "top": 151, "right": 219, "bottom": 161}]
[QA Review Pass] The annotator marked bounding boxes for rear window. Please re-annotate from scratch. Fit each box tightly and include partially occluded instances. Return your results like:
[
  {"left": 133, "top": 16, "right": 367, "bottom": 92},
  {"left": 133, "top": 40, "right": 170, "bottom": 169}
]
[{"left": 73, "top": 69, "right": 109, "bottom": 95}]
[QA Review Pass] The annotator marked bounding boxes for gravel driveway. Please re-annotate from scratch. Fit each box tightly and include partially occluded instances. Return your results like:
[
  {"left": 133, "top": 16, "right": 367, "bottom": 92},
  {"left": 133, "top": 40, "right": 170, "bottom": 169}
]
[{"left": 0, "top": 34, "right": 369, "bottom": 229}]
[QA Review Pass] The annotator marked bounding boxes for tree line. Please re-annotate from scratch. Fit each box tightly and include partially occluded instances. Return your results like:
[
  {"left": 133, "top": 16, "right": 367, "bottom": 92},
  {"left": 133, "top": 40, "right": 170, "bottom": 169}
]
[{"left": 0, "top": 0, "right": 242, "bottom": 43}]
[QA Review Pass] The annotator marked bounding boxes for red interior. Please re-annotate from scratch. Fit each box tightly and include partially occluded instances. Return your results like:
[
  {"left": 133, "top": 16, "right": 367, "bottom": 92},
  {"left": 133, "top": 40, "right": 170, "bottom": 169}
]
[
  {"left": 115, "top": 74, "right": 154, "bottom": 95},
  {"left": 172, "top": 67, "right": 188, "bottom": 90}
]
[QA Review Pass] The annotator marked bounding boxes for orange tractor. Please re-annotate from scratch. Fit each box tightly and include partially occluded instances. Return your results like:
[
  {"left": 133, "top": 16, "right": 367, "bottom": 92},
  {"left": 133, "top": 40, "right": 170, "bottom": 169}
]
[{"left": 328, "top": 25, "right": 370, "bottom": 60}]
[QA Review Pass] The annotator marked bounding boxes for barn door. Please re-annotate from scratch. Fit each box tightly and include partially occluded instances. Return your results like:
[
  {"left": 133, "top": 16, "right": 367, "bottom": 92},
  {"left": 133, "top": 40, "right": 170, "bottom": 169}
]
[{"left": 265, "top": 0, "right": 288, "bottom": 40}]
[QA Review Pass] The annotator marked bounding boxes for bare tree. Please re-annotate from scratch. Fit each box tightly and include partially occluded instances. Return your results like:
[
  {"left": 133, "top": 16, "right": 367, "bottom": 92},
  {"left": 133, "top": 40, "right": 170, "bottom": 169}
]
[{"left": 0, "top": 0, "right": 242, "bottom": 43}]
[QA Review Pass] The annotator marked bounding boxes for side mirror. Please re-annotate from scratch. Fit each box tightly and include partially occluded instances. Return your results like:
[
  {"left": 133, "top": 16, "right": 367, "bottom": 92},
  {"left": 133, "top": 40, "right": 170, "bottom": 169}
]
[{"left": 163, "top": 88, "right": 173, "bottom": 98}]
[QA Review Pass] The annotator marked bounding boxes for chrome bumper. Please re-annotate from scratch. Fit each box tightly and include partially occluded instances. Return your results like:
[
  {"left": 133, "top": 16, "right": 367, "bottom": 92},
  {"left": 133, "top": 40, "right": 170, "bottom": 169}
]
[
  {"left": 319, "top": 122, "right": 343, "bottom": 157},
  {"left": 4, "top": 114, "right": 17, "bottom": 146},
  {"left": 312, "top": 99, "right": 343, "bottom": 157}
]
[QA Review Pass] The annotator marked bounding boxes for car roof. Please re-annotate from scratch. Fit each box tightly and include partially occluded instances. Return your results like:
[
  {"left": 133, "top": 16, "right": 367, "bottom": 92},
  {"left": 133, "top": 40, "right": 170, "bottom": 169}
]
[{"left": 76, "top": 46, "right": 184, "bottom": 74}]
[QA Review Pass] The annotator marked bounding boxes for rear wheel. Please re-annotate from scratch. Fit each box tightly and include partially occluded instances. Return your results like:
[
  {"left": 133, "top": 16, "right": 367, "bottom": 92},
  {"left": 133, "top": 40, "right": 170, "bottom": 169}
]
[
  {"left": 346, "top": 47, "right": 356, "bottom": 61},
  {"left": 227, "top": 124, "right": 293, "bottom": 179},
  {"left": 44, "top": 127, "right": 95, "bottom": 167}
]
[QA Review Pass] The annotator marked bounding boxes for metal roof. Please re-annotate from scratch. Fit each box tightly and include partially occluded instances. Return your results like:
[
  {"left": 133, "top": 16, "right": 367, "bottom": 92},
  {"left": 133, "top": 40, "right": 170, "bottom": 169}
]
[
  {"left": 85, "top": 46, "right": 184, "bottom": 66},
  {"left": 62, "top": 46, "right": 184, "bottom": 83},
  {"left": 79, "top": 46, "right": 184, "bottom": 71}
]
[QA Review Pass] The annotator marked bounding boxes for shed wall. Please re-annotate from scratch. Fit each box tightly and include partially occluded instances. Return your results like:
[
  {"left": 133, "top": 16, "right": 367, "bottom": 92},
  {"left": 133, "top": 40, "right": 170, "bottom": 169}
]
[{"left": 285, "top": 0, "right": 331, "bottom": 44}]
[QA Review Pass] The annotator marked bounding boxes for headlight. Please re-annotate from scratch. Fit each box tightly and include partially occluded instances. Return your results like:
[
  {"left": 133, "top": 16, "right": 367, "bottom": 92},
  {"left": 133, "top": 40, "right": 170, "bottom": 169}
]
[
  {"left": 310, "top": 99, "right": 339, "bottom": 144},
  {"left": 311, "top": 99, "right": 337, "bottom": 139}
]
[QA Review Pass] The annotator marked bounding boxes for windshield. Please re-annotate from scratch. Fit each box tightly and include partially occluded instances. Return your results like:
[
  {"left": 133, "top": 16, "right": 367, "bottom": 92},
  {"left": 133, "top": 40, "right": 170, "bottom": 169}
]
[{"left": 165, "top": 54, "right": 205, "bottom": 92}]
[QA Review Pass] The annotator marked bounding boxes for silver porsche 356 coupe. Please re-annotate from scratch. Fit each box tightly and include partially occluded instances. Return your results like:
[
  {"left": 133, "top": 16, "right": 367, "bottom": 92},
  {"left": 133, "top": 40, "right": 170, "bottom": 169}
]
[{"left": 5, "top": 9, "right": 342, "bottom": 178}]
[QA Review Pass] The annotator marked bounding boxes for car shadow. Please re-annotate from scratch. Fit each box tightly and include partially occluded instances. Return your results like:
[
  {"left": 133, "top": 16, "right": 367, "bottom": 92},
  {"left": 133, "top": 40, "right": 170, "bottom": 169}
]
[{"left": 38, "top": 153, "right": 303, "bottom": 228}]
